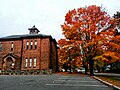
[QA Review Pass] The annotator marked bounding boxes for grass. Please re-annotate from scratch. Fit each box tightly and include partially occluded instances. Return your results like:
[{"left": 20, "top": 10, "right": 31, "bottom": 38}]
[{"left": 96, "top": 76, "right": 120, "bottom": 88}]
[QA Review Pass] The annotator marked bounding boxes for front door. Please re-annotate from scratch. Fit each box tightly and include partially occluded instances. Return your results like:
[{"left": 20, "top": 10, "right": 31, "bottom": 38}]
[
  {"left": 3, "top": 57, "right": 15, "bottom": 70},
  {"left": 6, "top": 57, "right": 13, "bottom": 70}
]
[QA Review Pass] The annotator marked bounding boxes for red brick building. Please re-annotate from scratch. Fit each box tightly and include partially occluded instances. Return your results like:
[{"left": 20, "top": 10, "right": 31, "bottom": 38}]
[{"left": 0, "top": 26, "right": 58, "bottom": 72}]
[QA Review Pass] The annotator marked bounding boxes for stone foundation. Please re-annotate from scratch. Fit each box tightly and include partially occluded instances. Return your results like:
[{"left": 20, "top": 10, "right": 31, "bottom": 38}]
[{"left": 0, "top": 69, "right": 53, "bottom": 75}]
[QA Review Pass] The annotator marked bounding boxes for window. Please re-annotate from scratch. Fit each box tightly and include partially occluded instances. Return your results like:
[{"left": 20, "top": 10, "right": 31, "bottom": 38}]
[
  {"left": 34, "top": 40, "right": 37, "bottom": 49},
  {"left": 34, "top": 57, "right": 37, "bottom": 67},
  {"left": 26, "top": 41, "right": 29, "bottom": 50},
  {"left": 35, "top": 30, "right": 37, "bottom": 33},
  {"left": 11, "top": 42, "right": 14, "bottom": 51},
  {"left": 29, "top": 58, "right": 32, "bottom": 67},
  {"left": 0, "top": 43, "right": 2, "bottom": 52},
  {"left": 25, "top": 58, "right": 28, "bottom": 67},
  {"left": 30, "top": 41, "right": 33, "bottom": 49}
]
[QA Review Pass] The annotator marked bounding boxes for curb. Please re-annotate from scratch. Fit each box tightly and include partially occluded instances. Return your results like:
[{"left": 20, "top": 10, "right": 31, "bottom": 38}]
[{"left": 93, "top": 76, "right": 120, "bottom": 90}]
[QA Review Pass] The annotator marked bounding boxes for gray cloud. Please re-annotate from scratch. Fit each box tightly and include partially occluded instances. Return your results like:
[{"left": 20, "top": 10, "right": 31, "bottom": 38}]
[{"left": 0, "top": 0, "right": 120, "bottom": 41}]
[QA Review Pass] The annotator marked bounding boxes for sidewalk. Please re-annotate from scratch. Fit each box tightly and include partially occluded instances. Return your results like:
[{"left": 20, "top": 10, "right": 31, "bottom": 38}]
[
  {"left": 94, "top": 73, "right": 120, "bottom": 77},
  {"left": 94, "top": 73, "right": 120, "bottom": 90}
]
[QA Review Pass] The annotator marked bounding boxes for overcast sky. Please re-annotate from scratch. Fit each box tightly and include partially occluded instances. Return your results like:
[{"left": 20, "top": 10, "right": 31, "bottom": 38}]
[{"left": 0, "top": 0, "right": 120, "bottom": 41}]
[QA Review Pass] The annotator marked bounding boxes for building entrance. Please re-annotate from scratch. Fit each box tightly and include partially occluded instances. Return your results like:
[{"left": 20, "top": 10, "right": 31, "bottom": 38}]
[{"left": 3, "top": 57, "right": 15, "bottom": 70}]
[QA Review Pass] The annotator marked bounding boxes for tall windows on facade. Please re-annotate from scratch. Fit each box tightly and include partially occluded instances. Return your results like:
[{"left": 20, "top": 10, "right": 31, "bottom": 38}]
[
  {"left": 25, "top": 58, "right": 28, "bottom": 67},
  {"left": 29, "top": 58, "right": 32, "bottom": 67},
  {"left": 30, "top": 41, "right": 33, "bottom": 49},
  {"left": 26, "top": 41, "right": 29, "bottom": 50},
  {"left": 24, "top": 57, "right": 37, "bottom": 68},
  {"left": 0, "top": 43, "right": 2, "bottom": 52},
  {"left": 34, "top": 40, "right": 37, "bottom": 49},
  {"left": 26, "top": 40, "right": 37, "bottom": 50},
  {"left": 34, "top": 57, "right": 37, "bottom": 67},
  {"left": 11, "top": 42, "right": 14, "bottom": 51}
]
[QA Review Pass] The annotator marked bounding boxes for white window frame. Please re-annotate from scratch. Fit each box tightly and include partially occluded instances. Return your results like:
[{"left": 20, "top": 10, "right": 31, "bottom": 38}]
[
  {"left": 30, "top": 41, "right": 33, "bottom": 49},
  {"left": 25, "top": 58, "right": 28, "bottom": 67},
  {"left": 35, "top": 41, "right": 37, "bottom": 45},
  {"left": 29, "top": 58, "right": 32, "bottom": 67},
  {"left": 31, "top": 41, "right": 33, "bottom": 45},
  {"left": 34, "top": 40, "right": 37, "bottom": 49},
  {"left": 26, "top": 41, "right": 29, "bottom": 49},
  {"left": 11, "top": 42, "right": 14, "bottom": 51},
  {"left": 11, "top": 42, "right": 14, "bottom": 48},
  {"left": 34, "top": 57, "right": 37, "bottom": 67},
  {"left": 27, "top": 41, "right": 29, "bottom": 45}
]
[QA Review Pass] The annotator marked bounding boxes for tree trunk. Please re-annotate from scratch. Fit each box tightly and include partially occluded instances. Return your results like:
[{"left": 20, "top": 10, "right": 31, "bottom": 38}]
[
  {"left": 85, "top": 65, "right": 88, "bottom": 74},
  {"left": 89, "top": 59, "right": 94, "bottom": 75},
  {"left": 96, "top": 65, "right": 101, "bottom": 73}
]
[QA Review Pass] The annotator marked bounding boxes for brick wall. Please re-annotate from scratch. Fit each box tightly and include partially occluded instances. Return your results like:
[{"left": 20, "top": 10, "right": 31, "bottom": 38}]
[
  {"left": 21, "top": 38, "right": 41, "bottom": 70},
  {"left": 0, "top": 37, "right": 58, "bottom": 72},
  {"left": 0, "top": 40, "right": 22, "bottom": 69},
  {"left": 50, "top": 41, "right": 57, "bottom": 71},
  {"left": 40, "top": 38, "right": 50, "bottom": 70},
  {"left": 21, "top": 38, "right": 51, "bottom": 71}
]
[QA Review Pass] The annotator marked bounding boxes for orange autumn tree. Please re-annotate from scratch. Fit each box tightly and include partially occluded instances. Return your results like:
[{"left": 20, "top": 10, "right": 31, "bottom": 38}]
[
  {"left": 104, "top": 11, "right": 120, "bottom": 72},
  {"left": 58, "top": 39, "right": 82, "bottom": 72},
  {"left": 94, "top": 12, "right": 120, "bottom": 73},
  {"left": 59, "top": 5, "right": 116, "bottom": 75}
]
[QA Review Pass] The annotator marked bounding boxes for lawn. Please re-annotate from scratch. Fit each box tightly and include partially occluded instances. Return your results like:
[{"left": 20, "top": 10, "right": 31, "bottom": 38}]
[{"left": 97, "top": 76, "right": 120, "bottom": 88}]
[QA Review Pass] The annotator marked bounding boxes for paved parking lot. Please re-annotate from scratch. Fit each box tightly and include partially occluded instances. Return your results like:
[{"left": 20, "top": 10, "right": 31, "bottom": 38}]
[{"left": 0, "top": 74, "right": 113, "bottom": 90}]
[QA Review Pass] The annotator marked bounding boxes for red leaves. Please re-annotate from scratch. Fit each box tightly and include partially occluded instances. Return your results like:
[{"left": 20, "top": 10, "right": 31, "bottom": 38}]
[
  {"left": 61, "top": 5, "right": 114, "bottom": 42},
  {"left": 59, "top": 5, "right": 119, "bottom": 70}
]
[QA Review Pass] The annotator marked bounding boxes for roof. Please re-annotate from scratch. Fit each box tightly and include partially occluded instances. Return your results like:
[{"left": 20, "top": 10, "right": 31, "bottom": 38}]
[
  {"left": 28, "top": 25, "right": 40, "bottom": 34},
  {"left": 28, "top": 25, "right": 39, "bottom": 31},
  {"left": 0, "top": 34, "right": 52, "bottom": 40},
  {"left": 3, "top": 53, "right": 19, "bottom": 59}
]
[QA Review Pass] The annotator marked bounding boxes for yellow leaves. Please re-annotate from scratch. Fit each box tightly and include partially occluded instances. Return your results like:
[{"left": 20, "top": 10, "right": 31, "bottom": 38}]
[
  {"left": 103, "top": 51, "right": 119, "bottom": 63},
  {"left": 102, "top": 57, "right": 109, "bottom": 62},
  {"left": 59, "top": 5, "right": 119, "bottom": 70},
  {"left": 93, "top": 55, "right": 103, "bottom": 60}
]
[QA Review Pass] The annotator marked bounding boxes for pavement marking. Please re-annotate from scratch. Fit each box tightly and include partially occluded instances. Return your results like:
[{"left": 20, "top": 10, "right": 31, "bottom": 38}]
[
  {"left": 54, "top": 80, "right": 98, "bottom": 82},
  {"left": 58, "top": 78, "right": 92, "bottom": 80},
  {"left": 54, "top": 80, "right": 65, "bottom": 81},
  {"left": 46, "top": 84, "right": 108, "bottom": 87}
]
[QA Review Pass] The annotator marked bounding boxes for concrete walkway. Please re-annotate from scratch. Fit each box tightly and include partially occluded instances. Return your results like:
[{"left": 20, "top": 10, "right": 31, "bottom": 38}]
[
  {"left": 95, "top": 73, "right": 120, "bottom": 77},
  {"left": 0, "top": 74, "right": 113, "bottom": 90}
]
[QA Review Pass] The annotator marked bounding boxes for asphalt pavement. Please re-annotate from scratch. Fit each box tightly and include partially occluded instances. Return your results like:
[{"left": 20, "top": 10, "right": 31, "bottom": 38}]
[{"left": 0, "top": 74, "right": 113, "bottom": 90}]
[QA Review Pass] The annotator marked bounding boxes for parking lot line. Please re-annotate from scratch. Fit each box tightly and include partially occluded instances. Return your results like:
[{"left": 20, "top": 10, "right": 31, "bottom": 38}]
[
  {"left": 46, "top": 84, "right": 108, "bottom": 87},
  {"left": 54, "top": 80, "right": 98, "bottom": 82}
]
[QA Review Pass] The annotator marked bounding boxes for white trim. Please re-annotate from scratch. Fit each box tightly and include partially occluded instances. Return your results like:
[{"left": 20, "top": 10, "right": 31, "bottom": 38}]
[{"left": 46, "top": 84, "right": 108, "bottom": 87}]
